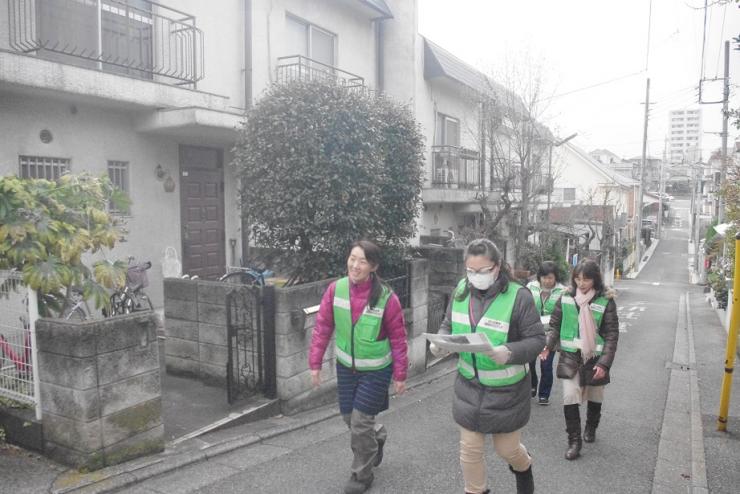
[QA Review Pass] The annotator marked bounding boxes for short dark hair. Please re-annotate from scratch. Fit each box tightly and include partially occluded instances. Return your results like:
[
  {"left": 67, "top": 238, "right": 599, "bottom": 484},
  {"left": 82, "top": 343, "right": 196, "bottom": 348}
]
[
  {"left": 570, "top": 259, "right": 604, "bottom": 294},
  {"left": 537, "top": 261, "right": 562, "bottom": 283}
]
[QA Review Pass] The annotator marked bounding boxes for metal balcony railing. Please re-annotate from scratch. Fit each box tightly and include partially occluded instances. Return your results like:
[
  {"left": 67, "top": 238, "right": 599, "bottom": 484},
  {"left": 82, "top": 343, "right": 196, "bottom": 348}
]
[
  {"left": 7, "top": 0, "right": 204, "bottom": 85},
  {"left": 276, "top": 55, "right": 365, "bottom": 89},
  {"left": 431, "top": 145, "right": 482, "bottom": 190}
]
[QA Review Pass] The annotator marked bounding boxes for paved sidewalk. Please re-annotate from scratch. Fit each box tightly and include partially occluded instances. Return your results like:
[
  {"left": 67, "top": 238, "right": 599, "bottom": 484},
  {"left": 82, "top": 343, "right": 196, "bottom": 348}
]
[{"left": 0, "top": 358, "right": 458, "bottom": 494}]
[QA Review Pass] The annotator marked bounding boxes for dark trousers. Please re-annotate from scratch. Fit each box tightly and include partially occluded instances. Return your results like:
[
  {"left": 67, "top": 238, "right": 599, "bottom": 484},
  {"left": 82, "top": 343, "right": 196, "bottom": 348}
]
[{"left": 530, "top": 351, "right": 555, "bottom": 398}]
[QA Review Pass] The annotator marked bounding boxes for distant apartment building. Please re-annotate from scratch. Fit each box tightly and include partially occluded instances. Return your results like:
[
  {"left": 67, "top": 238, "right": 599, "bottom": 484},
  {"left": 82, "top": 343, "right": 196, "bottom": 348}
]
[{"left": 669, "top": 108, "right": 702, "bottom": 165}]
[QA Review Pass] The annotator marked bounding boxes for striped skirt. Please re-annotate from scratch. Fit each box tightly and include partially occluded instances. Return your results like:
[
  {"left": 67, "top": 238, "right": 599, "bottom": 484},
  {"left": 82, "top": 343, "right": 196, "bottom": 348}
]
[{"left": 336, "top": 363, "right": 393, "bottom": 416}]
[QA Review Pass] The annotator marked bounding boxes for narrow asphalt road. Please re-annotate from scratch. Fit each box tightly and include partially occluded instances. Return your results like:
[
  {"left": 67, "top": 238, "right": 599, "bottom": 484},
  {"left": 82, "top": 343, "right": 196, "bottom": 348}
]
[{"left": 122, "top": 198, "right": 731, "bottom": 494}]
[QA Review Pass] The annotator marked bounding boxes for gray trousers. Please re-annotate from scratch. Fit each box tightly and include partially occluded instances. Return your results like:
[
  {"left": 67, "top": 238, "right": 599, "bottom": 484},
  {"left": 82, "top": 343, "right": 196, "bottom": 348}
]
[{"left": 342, "top": 409, "right": 387, "bottom": 480}]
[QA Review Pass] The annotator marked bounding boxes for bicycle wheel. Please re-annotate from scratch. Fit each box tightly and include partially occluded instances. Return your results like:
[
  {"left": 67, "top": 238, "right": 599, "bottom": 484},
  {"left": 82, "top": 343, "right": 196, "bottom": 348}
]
[{"left": 219, "top": 271, "right": 261, "bottom": 286}]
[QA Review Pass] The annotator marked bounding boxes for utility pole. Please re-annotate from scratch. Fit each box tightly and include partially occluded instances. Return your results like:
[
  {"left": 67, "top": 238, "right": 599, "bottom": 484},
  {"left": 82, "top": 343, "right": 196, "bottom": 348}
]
[
  {"left": 634, "top": 78, "right": 650, "bottom": 274},
  {"left": 718, "top": 40, "right": 730, "bottom": 224},
  {"left": 658, "top": 138, "right": 666, "bottom": 238}
]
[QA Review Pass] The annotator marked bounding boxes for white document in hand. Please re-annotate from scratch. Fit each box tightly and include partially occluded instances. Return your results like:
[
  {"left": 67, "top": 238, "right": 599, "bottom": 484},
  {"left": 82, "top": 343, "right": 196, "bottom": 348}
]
[{"left": 423, "top": 332, "right": 494, "bottom": 353}]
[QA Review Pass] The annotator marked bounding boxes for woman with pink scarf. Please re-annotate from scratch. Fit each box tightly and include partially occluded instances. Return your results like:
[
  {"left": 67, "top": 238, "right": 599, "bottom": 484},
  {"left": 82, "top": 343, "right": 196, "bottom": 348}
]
[{"left": 541, "top": 259, "right": 619, "bottom": 460}]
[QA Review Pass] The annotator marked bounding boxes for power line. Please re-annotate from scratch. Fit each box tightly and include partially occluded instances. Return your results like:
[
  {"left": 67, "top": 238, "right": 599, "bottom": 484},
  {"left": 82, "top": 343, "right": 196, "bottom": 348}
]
[
  {"left": 714, "top": 2, "right": 728, "bottom": 78},
  {"left": 540, "top": 70, "right": 645, "bottom": 101}
]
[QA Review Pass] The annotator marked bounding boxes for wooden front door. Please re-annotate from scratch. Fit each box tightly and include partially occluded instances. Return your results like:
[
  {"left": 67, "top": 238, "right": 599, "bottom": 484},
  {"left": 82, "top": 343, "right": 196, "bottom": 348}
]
[{"left": 179, "top": 145, "right": 225, "bottom": 280}]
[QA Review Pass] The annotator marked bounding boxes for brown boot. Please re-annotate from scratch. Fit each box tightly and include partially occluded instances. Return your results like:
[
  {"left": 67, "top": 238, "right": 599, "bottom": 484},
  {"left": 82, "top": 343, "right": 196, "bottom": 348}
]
[{"left": 564, "top": 404, "right": 582, "bottom": 460}]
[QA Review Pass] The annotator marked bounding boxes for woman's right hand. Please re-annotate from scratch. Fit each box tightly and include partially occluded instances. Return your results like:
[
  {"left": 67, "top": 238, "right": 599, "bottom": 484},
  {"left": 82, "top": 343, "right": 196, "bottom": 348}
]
[
  {"left": 539, "top": 348, "right": 550, "bottom": 361},
  {"left": 310, "top": 369, "right": 321, "bottom": 388}
]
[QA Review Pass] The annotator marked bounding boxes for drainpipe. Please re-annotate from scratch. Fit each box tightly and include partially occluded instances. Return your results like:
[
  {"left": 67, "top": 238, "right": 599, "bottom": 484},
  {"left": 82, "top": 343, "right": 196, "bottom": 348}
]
[
  {"left": 375, "top": 19, "right": 385, "bottom": 92},
  {"left": 244, "top": 0, "right": 253, "bottom": 109},
  {"left": 241, "top": 0, "right": 253, "bottom": 264}
]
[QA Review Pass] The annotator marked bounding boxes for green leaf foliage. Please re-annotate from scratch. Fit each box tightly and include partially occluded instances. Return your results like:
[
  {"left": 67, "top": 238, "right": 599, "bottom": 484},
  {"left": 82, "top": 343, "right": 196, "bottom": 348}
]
[
  {"left": 232, "top": 81, "right": 425, "bottom": 281},
  {"left": 0, "top": 173, "right": 128, "bottom": 316}
]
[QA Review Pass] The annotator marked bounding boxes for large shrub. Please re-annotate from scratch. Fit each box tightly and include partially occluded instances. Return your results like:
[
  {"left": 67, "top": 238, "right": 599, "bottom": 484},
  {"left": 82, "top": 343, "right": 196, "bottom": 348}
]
[
  {"left": 0, "top": 173, "right": 128, "bottom": 314},
  {"left": 232, "top": 80, "right": 424, "bottom": 282}
]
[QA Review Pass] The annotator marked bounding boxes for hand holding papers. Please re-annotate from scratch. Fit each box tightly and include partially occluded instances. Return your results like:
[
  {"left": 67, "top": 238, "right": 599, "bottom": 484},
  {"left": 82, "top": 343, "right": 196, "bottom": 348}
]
[{"left": 423, "top": 332, "right": 494, "bottom": 354}]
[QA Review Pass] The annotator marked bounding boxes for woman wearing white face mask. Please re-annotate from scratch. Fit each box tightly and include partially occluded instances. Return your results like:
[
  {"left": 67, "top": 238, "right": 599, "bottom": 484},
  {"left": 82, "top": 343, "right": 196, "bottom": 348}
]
[{"left": 431, "top": 238, "right": 545, "bottom": 494}]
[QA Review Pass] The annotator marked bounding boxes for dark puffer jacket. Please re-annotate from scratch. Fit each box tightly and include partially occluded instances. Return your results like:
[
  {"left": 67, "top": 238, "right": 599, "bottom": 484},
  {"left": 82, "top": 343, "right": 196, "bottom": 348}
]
[
  {"left": 438, "top": 279, "right": 545, "bottom": 434},
  {"left": 545, "top": 289, "right": 619, "bottom": 386}
]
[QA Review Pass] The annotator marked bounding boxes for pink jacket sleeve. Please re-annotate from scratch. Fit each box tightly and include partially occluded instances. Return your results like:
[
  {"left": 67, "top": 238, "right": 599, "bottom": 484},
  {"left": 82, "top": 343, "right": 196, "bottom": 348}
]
[
  {"left": 308, "top": 282, "right": 336, "bottom": 371},
  {"left": 383, "top": 293, "right": 409, "bottom": 382}
]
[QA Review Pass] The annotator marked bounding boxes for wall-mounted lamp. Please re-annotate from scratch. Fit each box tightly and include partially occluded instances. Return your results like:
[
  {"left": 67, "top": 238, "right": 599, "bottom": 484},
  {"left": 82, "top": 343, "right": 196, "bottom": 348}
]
[
  {"left": 155, "top": 163, "right": 166, "bottom": 181},
  {"left": 163, "top": 174, "right": 176, "bottom": 193}
]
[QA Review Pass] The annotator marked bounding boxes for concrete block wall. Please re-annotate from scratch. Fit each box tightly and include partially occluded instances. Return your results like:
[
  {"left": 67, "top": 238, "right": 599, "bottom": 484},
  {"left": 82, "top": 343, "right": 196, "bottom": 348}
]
[
  {"left": 163, "top": 278, "right": 233, "bottom": 385},
  {"left": 276, "top": 259, "right": 430, "bottom": 415},
  {"left": 36, "top": 313, "right": 163, "bottom": 470}
]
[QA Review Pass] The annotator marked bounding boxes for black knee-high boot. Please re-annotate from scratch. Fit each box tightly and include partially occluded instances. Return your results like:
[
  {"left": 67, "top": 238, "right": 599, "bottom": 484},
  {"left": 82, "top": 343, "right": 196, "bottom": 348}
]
[
  {"left": 564, "top": 404, "right": 581, "bottom": 460},
  {"left": 584, "top": 401, "right": 602, "bottom": 443},
  {"left": 509, "top": 464, "right": 535, "bottom": 494}
]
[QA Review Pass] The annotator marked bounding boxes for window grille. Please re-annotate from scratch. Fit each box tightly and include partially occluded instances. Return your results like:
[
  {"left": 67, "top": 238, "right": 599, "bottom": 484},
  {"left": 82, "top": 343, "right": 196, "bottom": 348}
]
[
  {"left": 107, "top": 160, "right": 130, "bottom": 214},
  {"left": 19, "top": 156, "right": 70, "bottom": 180}
]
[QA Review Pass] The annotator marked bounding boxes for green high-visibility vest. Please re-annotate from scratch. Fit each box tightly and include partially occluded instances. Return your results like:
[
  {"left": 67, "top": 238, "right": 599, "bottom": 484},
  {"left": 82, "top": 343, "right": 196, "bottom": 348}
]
[
  {"left": 450, "top": 279, "right": 528, "bottom": 387},
  {"left": 526, "top": 281, "right": 565, "bottom": 316},
  {"left": 333, "top": 277, "right": 392, "bottom": 371},
  {"left": 559, "top": 294, "right": 608, "bottom": 355}
]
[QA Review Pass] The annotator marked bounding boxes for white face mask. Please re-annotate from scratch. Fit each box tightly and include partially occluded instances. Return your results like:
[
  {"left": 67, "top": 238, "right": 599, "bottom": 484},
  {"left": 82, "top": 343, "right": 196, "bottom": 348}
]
[{"left": 467, "top": 268, "right": 499, "bottom": 290}]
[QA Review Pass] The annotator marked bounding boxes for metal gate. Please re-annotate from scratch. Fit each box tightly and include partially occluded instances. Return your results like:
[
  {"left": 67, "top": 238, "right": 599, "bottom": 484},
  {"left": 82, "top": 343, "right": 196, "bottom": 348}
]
[
  {"left": 0, "top": 270, "right": 41, "bottom": 419},
  {"left": 225, "top": 284, "right": 276, "bottom": 403}
]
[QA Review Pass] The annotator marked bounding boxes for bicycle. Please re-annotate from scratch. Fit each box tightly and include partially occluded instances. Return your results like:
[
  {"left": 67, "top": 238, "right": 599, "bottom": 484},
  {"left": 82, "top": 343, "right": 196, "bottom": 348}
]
[
  {"left": 219, "top": 262, "right": 274, "bottom": 286},
  {"left": 108, "top": 257, "right": 154, "bottom": 316}
]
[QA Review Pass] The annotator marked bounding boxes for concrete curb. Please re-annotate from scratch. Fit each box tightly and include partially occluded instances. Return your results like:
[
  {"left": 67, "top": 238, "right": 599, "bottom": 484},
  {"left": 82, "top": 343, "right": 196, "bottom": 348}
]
[
  {"left": 626, "top": 239, "right": 661, "bottom": 279},
  {"left": 651, "top": 292, "right": 708, "bottom": 494},
  {"left": 51, "top": 360, "right": 458, "bottom": 494}
]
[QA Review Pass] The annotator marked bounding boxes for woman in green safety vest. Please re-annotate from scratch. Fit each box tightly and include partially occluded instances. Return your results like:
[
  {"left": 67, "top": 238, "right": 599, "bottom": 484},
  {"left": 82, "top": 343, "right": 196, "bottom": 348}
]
[
  {"left": 526, "top": 261, "right": 567, "bottom": 405},
  {"left": 542, "top": 259, "right": 619, "bottom": 461},
  {"left": 309, "top": 240, "right": 408, "bottom": 494},
  {"left": 431, "top": 238, "right": 545, "bottom": 494}
]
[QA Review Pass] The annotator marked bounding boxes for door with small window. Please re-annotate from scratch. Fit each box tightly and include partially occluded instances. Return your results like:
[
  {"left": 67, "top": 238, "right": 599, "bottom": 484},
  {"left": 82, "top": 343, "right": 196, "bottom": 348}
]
[{"left": 179, "top": 146, "right": 226, "bottom": 280}]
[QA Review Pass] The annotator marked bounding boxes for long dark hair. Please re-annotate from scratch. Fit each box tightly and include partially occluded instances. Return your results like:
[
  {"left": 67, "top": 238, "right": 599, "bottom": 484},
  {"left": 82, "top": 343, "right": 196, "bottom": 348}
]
[
  {"left": 537, "top": 260, "right": 562, "bottom": 284},
  {"left": 349, "top": 240, "right": 388, "bottom": 308},
  {"left": 569, "top": 259, "right": 604, "bottom": 295},
  {"left": 455, "top": 238, "right": 515, "bottom": 301}
]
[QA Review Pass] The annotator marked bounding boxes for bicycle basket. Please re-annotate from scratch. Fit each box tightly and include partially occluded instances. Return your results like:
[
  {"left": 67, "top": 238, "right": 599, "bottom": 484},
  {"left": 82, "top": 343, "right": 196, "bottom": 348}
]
[{"left": 127, "top": 263, "right": 150, "bottom": 289}]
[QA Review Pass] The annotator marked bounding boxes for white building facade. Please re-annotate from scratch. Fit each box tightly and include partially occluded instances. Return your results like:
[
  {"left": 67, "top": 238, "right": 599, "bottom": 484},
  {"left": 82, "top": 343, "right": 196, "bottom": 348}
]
[{"left": 669, "top": 108, "right": 702, "bottom": 165}]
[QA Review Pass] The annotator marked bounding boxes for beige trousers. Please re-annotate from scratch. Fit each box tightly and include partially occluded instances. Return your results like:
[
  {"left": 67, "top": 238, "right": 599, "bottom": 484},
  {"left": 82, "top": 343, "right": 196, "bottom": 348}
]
[
  {"left": 561, "top": 376, "right": 605, "bottom": 405},
  {"left": 459, "top": 426, "right": 532, "bottom": 494}
]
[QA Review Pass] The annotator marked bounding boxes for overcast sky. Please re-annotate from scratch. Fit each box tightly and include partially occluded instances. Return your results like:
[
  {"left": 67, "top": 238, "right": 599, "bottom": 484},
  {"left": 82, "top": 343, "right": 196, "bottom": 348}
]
[{"left": 418, "top": 0, "right": 740, "bottom": 161}]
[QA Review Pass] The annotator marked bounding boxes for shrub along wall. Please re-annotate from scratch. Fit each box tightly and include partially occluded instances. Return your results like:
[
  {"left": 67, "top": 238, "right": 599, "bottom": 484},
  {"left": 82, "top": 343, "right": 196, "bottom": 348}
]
[{"left": 36, "top": 312, "right": 163, "bottom": 470}]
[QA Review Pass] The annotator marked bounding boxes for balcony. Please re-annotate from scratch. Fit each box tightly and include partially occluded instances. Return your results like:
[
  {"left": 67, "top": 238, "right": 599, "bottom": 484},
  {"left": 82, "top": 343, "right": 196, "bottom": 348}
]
[
  {"left": 423, "top": 145, "right": 485, "bottom": 206},
  {"left": 7, "top": 0, "right": 203, "bottom": 85},
  {"left": 276, "top": 55, "right": 365, "bottom": 89}
]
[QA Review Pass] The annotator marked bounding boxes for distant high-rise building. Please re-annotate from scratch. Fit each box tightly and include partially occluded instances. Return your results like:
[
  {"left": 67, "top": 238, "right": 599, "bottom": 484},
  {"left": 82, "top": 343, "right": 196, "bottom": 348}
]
[{"left": 668, "top": 108, "right": 702, "bottom": 164}]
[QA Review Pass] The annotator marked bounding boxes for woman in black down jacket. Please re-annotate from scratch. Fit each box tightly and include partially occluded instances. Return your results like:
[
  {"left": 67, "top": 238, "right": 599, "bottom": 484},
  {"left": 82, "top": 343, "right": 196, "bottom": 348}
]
[{"left": 542, "top": 259, "right": 619, "bottom": 460}]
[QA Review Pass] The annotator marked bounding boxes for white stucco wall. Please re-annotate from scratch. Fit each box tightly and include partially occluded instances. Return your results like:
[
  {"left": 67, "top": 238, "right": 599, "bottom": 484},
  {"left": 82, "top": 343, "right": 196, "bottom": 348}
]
[
  {"left": 0, "top": 94, "right": 186, "bottom": 308},
  {"left": 250, "top": 0, "right": 378, "bottom": 101}
]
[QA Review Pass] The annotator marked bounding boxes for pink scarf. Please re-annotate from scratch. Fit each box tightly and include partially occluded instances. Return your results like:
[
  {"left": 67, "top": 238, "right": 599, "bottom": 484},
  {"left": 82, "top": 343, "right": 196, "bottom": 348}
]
[{"left": 574, "top": 288, "right": 597, "bottom": 360}]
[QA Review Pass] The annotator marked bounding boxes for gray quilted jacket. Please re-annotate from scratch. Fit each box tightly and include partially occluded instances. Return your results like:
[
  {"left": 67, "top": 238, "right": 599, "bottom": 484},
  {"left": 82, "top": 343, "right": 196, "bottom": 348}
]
[{"left": 438, "top": 278, "right": 545, "bottom": 434}]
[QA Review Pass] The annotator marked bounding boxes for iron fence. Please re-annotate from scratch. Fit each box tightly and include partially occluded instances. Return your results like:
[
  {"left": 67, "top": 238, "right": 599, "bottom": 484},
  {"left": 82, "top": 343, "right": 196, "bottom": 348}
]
[
  {"left": 0, "top": 270, "right": 41, "bottom": 419},
  {"left": 7, "top": 0, "right": 204, "bottom": 85},
  {"left": 385, "top": 274, "right": 410, "bottom": 309},
  {"left": 276, "top": 55, "right": 365, "bottom": 89},
  {"left": 431, "top": 145, "right": 482, "bottom": 189}
]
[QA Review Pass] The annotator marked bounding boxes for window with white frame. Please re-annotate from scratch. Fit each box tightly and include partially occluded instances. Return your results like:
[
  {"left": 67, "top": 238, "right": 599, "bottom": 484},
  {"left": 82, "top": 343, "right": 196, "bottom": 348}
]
[
  {"left": 285, "top": 15, "right": 336, "bottom": 67},
  {"left": 19, "top": 155, "right": 70, "bottom": 179},
  {"left": 107, "top": 160, "right": 130, "bottom": 214},
  {"left": 436, "top": 113, "right": 460, "bottom": 146}
]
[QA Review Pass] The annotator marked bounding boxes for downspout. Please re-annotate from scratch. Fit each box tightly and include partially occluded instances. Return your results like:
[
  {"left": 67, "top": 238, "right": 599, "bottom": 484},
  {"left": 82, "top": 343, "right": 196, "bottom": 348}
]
[
  {"left": 241, "top": 0, "right": 253, "bottom": 264},
  {"left": 375, "top": 19, "right": 385, "bottom": 92},
  {"left": 244, "top": 0, "right": 253, "bottom": 109}
]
